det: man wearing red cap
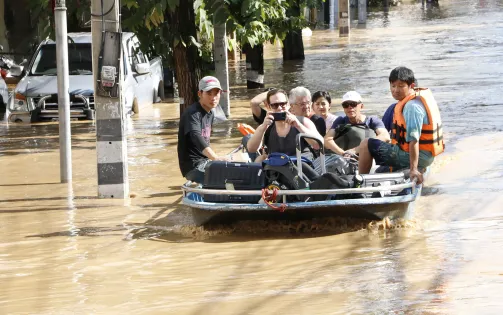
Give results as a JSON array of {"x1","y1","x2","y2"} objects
[{"x1": 177, "y1": 76, "x2": 230, "y2": 183}]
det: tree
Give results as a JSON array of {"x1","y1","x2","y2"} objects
[
  {"x1": 208, "y1": 0, "x2": 291, "y2": 89},
  {"x1": 123, "y1": 0, "x2": 206, "y2": 113},
  {"x1": 282, "y1": 0, "x2": 324, "y2": 61}
]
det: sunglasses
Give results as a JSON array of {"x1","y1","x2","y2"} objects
[
  {"x1": 342, "y1": 101, "x2": 361, "y2": 109},
  {"x1": 269, "y1": 102, "x2": 288, "y2": 109}
]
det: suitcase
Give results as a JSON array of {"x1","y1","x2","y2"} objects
[{"x1": 203, "y1": 161, "x2": 265, "y2": 203}]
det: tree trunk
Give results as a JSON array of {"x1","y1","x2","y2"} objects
[
  {"x1": 282, "y1": 30, "x2": 305, "y2": 61},
  {"x1": 282, "y1": 4, "x2": 305, "y2": 61},
  {"x1": 213, "y1": 21, "x2": 230, "y2": 117},
  {"x1": 167, "y1": 0, "x2": 202, "y2": 114},
  {"x1": 243, "y1": 43, "x2": 264, "y2": 89},
  {"x1": 4, "y1": 0, "x2": 35, "y2": 57},
  {"x1": 0, "y1": 0, "x2": 9, "y2": 51}
]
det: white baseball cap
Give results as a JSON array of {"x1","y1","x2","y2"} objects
[{"x1": 342, "y1": 91, "x2": 363, "y2": 104}]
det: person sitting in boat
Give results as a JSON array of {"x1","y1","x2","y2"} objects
[
  {"x1": 382, "y1": 79, "x2": 419, "y2": 133},
  {"x1": 324, "y1": 91, "x2": 390, "y2": 156},
  {"x1": 246, "y1": 88, "x2": 322, "y2": 163},
  {"x1": 177, "y1": 76, "x2": 231, "y2": 183},
  {"x1": 289, "y1": 86, "x2": 327, "y2": 137},
  {"x1": 312, "y1": 90, "x2": 338, "y2": 134},
  {"x1": 357, "y1": 67, "x2": 445, "y2": 184}
]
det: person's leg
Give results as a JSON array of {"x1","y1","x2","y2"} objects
[
  {"x1": 367, "y1": 139, "x2": 410, "y2": 172},
  {"x1": 185, "y1": 160, "x2": 211, "y2": 183},
  {"x1": 185, "y1": 169, "x2": 205, "y2": 183},
  {"x1": 241, "y1": 134, "x2": 258, "y2": 162},
  {"x1": 358, "y1": 139, "x2": 374, "y2": 174}
]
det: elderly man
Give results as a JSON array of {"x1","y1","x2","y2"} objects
[
  {"x1": 289, "y1": 86, "x2": 327, "y2": 136},
  {"x1": 177, "y1": 76, "x2": 231, "y2": 183},
  {"x1": 324, "y1": 91, "x2": 390, "y2": 156}
]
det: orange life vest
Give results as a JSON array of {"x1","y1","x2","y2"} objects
[
  {"x1": 237, "y1": 123, "x2": 255, "y2": 136},
  {"x1": 390, "y1": 88, "x2": 445, "y2": 157}
]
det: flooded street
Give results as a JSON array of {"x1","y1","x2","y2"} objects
[{"x1": 2, "y1": 0, "x2": 503, "y2": 313}]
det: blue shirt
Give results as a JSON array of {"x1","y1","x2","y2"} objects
[
  {"x1": 403, "y1": 99, "x2": 429, "y2": 142},
  {"x1": 382, "y1": 103, "x2": 396, "y2": 132},
  {"x1": 331, "y1": 115, "x2": 385, "y2": 131}
]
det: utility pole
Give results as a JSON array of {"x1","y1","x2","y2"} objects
[
  {"x1": 339, "y1": 0, "x2": 350, "y2": 37},
  {"x1": 54, "y1": 0, "x2": 72, "y2": 183},
  {"x1": 91, "y1": 0, "x2": 129, "y2": 198},
  {"x1": 358, "y1": 0, "x2": 367, "y2": 24},
  {"x1": 213, "y1": 19, "x2": 230, "y2": 117},
  {"x1": 329, "y1": 0, "x2": 336, "y2": 29}
]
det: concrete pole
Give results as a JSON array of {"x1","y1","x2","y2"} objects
[
  {"x1": 54, "y1": 0, "x2": 72, "y2": 183},
  {"x1": 358, "y1": 0, "x2": 367, "y2": 24},
  {"x1": 334, "y1": 0, "x2": 339, "y2": 27},
  {"x1": 91, "y1": 0, "x2": 129, "y2": 198},
  {"x1": 213, "y1": 20, "x2": 230, "y2": 117},
  {"x1": 329, "y1": 0, "x2": 335, "y2": 29},
  {"x1": 339, "y1": 0, "x2": 350, "y2": 37}
]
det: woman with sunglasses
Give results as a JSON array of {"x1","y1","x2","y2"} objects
[
  {"x1": 324, "y1": 91, "x2": 390, "y2": 157},
  {"x1": 246, "y1": 89, "x2": 322, "y2": 163}
]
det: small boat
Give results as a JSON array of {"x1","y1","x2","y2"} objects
[{"x1": 181, "y1": 133, "x2": 424, "y2": 225}]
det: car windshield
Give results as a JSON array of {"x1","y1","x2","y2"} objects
[{"x1": 30, "y1": 43, "x2": 93, "y2": 76}]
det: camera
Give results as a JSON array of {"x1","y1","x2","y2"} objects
[{"x1": 271, "y1": 112, "x2": 286, "y2": 121}]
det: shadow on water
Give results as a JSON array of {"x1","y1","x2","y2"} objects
[{"x1": 26, "y1": 226, "x2": 128, "y2": 238}]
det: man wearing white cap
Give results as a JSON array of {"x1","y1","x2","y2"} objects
[
  {"x1": 177, "y1": 76, "x2": 230, "y2": 183},
  {"x1": 324, "y1": 91, "x2": 389, "y2": 156}
]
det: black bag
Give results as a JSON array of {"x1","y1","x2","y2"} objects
[
  {"x1": 203, "y1": 161, "x2": 265, "y2": 203},
  {"x1": 309, "y1": 173, "x2": 356, "y2": 201}
]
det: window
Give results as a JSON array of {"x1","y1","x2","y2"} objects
[{"x1": 30, "y1": 43, "x2": 93, "y2": 75}]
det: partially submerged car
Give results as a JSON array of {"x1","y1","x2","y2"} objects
[{"x1": 8, "y1": 32, "x2": 164, "y2": 122}]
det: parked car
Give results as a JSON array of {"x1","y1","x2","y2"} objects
[
  {"x1": 0, "y1": 50, "x2": 11, "y2": 110},
  {"x1": 0, "y1": 71, "x2": 7, "y2": 111},
  {"x1": 8, "y1": 32, "x2": 164, "y2": 123}
]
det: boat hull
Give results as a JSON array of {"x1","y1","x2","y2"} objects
[{"x1": 182, "y1": 184, "x2": 422, "y2": 225}]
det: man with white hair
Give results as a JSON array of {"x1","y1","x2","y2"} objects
[{"x1": 289, "y1": 86, "x2": 327, "y2": 136}]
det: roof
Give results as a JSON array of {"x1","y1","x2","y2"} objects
[{"x1": 42, "y1": 32, "x2": 135, "y2": 45}]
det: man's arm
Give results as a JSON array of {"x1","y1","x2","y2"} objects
[
  {"x1": 202, "y1": 147, "x2": 229, "y2": 161},
  {"x1": 324, "y1": 128, "x2": 346, "y2": 155},
  {"x1": 250, "y1": 91, "x2": 268, "y2": 119},
  {"x1": 188, "y1": 131, "x2": 230, "y2": 161},
  {"x1": 408, "y1": 140, "x2": 423, "y2": 184},
  {"x1": 297, "y1": 116, "x2": 321, "y2": 150},
  {"x1": 403, "y1": 100, "x2": 427, "y2": 184},
  {"x1": 247, "y1": 113, "x2": 274, "y2": 153}
]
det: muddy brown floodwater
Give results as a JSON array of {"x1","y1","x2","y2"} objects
[{"x1": 2, "y1": 0, "x2": 503, "y2": 314}]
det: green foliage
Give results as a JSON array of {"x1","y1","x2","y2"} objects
[
  {"x1": 24, "y1": 0, "x2": 324, "y2": 67},
  {"x1": 27, "y1": 0, "x2": 92, "y2": 42},
  {"x1": 206, "y1": 0, "x2": 292, "y2": 47}
]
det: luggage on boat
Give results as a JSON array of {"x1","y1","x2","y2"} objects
[
  {"x1": 308, "y1": 173, "x2": 355, "y2": 201},
  {"x1": 203, "y1": 161, "x2": 265, "y2": 203}
]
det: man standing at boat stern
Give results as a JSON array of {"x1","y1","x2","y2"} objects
[
  {"x1": 357, "y1": 67, "x2": 445, "y2": 184},
  {"x1": 177, "y1": 76, "x2": 231, "y2": 183}
]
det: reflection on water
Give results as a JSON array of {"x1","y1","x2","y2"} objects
[{"x1": 2, "y1": 0, "x2": 503, "y2": 313}]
